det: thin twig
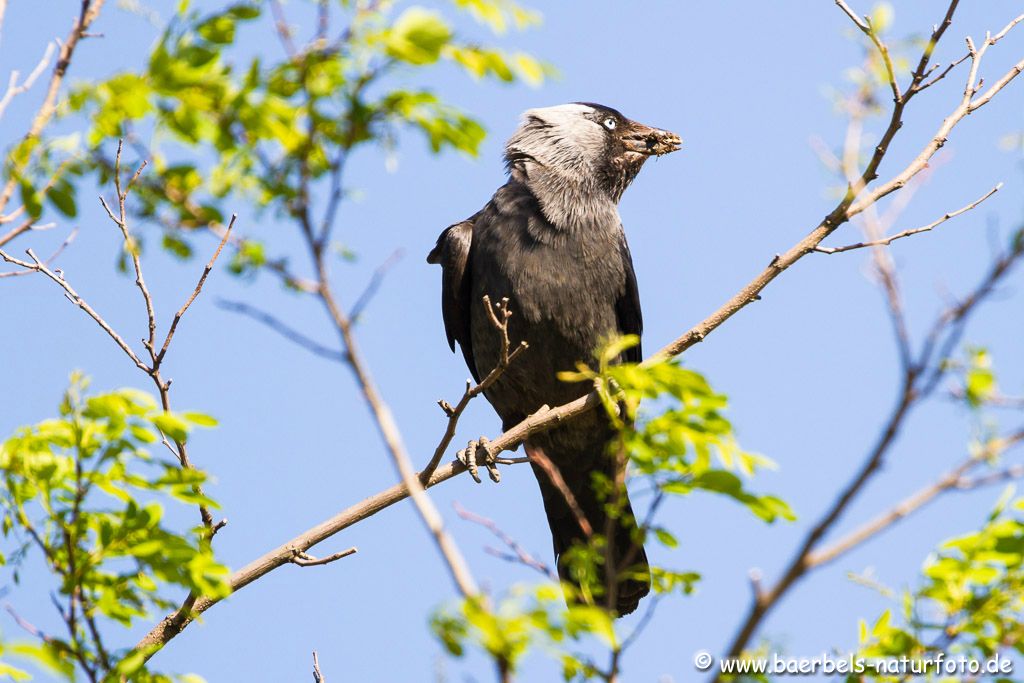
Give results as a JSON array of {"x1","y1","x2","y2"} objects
[
  {"x1": 102, "y1": 141, "x2": 156, "y2": 360},
  {"x1": 291, "y1": 547, "x2": 358, "y2": 567},
  {"x1": 312, "y1": 651, "x2": 326, "y2": 683},
  {"x1": 527, "y1": 446, "x2": 593, "y2": 538},
  {"x1": 0, "y1": 227, "x2": 77, "y2": 278},
  {"x1": 0, "y1": 247, "x2": 150, "y2": 371},
  {"x1": 422, "y1": 295, "x2": 529, "y2": 481},
  {"x1": 454, "y1": 502, "x2": 555, "y2": 580},
  {"x1": 814, "y1": 184, "x2": 1002, "y2": 254},
  {"x1": 0, "y1": 42, "x2": 56, "y2": 120},
  {"x1": 154, "y1": 214, "x2": 236, "y2": 368},
  {"x1": 217, "y1": 299, "x2": 346, "y2": 362},
  {"x1": 349, "y1": 248, "x2": 404, "y2": 322}
]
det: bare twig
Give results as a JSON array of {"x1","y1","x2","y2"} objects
[
  {"x1": 349, "y1": 248, "x2": 404, "y2": 322},
  {"x1": 102, "y1": 142, "x2": 156, "y2": 359},
  {"x1": 0, "y1": 226, "x2": 77, "y2": 278},
  {"x1": 217, "y1": 299, "x2": 346, "y2": 362},
  {"x1": 0, "y1": 218, "x2": 31, "y2": 245},
  {"x1": 312, "y1": 651, "x2": 326, "y2": 683},
  {"x1": 454, "y1": 502, "x2": 555, "y2": 580},
  {"x1": 268, "y1": 0, "x2": 297, "y2": 59},
  {"x1": 4, "y1": 147, "x2": 238, "y2": 544},
  {"x1": 0, "y1": 247, "x2": 150, "y2": 371},
  {"x1": 5, "y1": 604, "x2": 49, "y2": 641},
  {"x1": 0, "y1": 42, "x2": 56, "y2": 120},
  {"x1": 814, "y1": 184, "x2": 1002, "y2": 254},
  {"x1": 835, "y1": 0, "x2": 901, "y2": 103},
  {"x1": 291, "y1": 547, "x2": 358, "y2": 567},
  {"x1": 154, "y1": 214, "x2": 236, "y2": 368},
  {"x1": 718, "y1": 226, "x2": 1024, "y2": 672},
  {"x1": 527, "y1": 446, "x2": 593, "y2": 538},
  {"x1": 713, "y1": 3, "x2": 1024, "y2": 670}
]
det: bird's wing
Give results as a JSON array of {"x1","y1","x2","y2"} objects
[
  {"x1": 616, "y1": 233, "x2": 644, "y2": 363},
  {"x1": 427, "y1": 214, "x2": 481, "y2": 382}
]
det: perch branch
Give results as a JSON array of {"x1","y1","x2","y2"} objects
[{"x1": 422, "y1": 294, "x2": 529, "y2": 481}]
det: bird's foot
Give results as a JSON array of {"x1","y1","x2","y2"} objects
[{"x1": 458, "y1": 437, "x2": 500, "y2": 484}]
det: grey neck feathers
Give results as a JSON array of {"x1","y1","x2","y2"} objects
[
  {"x1": 505, "y1": 113, "x2": 621, "y2": 231},
  {"x1": 510, "y1": 160, "x2": 620, "y2": 231}
]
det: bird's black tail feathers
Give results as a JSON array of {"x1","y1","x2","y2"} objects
[{"x1": 528, "y1": 445, "x2": 651, "y2": 617}]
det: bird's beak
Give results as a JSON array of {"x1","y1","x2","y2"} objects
[{"x1": 622, "y1": 121, "x2": 682, "y2": 156}]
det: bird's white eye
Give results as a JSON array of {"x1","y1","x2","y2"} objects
[{"x1": 603, "y1": 117, "x2": 617, "y2": 130}]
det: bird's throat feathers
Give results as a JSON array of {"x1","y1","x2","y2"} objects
[{"x1": 504, "y1": 104, "x2": 644, "y2": 230}]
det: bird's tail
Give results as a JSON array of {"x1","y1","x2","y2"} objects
[{"x1": 527, "y1": 444, "x2": 651, "y2": 617}]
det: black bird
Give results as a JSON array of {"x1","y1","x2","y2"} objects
[{"x1": 428, "y1": 103, "x2": 681, "y2": 616}]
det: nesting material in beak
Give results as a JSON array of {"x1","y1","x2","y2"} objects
[{"x1": 622, "y1": 122, "x2": 683, "y2": 156}]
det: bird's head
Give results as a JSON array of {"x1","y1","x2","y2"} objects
[{"x1": 505, "y1": 103, "x2": 681, "y2": 204}]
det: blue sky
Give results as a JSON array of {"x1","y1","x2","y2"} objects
[{"x1": 2, "y1": 1, "x2": 1023, "y2": 681}]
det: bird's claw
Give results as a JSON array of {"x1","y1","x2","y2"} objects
[{"x1": 457, "y1": 437, "x2": 500, "y2": 483}]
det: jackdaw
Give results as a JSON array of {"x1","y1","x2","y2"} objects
[{"x1": 428, "y1": 103, "x2": 681, "y2": 616}]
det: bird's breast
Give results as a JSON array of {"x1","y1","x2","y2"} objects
[{"x1": 473, "y1": 223, "x2": 625, "y2": 357}]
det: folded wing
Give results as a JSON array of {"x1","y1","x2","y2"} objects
[{"x1": 427, "y1": 214, "x2": 480, "y2": 382}]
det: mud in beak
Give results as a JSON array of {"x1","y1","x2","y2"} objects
[{"x1": 622, "y1": 122, "x2": 683, "y2": 156}]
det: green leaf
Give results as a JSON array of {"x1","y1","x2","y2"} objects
[
  {"x1": 19, "y1": 181, "x2": 42, "y2": 221},
  {"x1": 183, "y1": 412, "x2": 218, "y2": 428},
  {"x1": 48, "y1": 179, "x2": 78, "y2": 218},
  {"x1": 152, "y1": 413, "x2": 190, "y2": 442},
  {"x1": 653, "y1": 527, "x2": 679, "y2": 549},
  {"x1": 162, "y1": 233, "x2": 195, "y2": 260},
  {"x1": 0, "y1": 661, "x2": 31, "y2": 681},
  {"x1": 227, "y1": 3, "x2": 260, "y2": 20},
  {"x1": 386, "y1": 8, "x2": 453, "y2": 65},
  {"x1": 197, "y1": 14, "x2": 237, "y2": 44},
  {"x1": 869, "y1": 3, "x2": 894, "y2": 33},
  {"x1": 513, "y1": 52, "x2": 545, "y2": 86}
]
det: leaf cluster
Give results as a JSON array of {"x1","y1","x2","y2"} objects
[{"x1": 0, "y1": 375, "x2": 225, "y2": 681}]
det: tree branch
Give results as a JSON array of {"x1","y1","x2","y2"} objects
[
  {"x1": 807, "y1": 427, "x2": 1024, "y2": 568},
  {"x1": 217, "y1": 299, "x2": 346, "y2": 362},
  {"x1": 0, "y1": 41, "x2": 56, "y2": 121},
  {"x1": 0, "y1": 0, "x2": 106, "y2": 217}
]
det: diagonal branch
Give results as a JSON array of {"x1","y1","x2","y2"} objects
[
  {"x1": 806, "y1": 427, "x2": 1024, "y2": 569},
  {"x1": 217, "y1": 299, "x2": 345, "y2": 362},
  {"x1": 154, "y1": 215, "x2": 235, "y2": 369},
  {"x1": 0, "y1": 0, "x2": 106, "y2": 217},
  {"x1": 0, "y1": 247, "x2": 150, "y2": 372},
  {"x1": 0, "y1": 226, "x2": 77, "y2": 278}
]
